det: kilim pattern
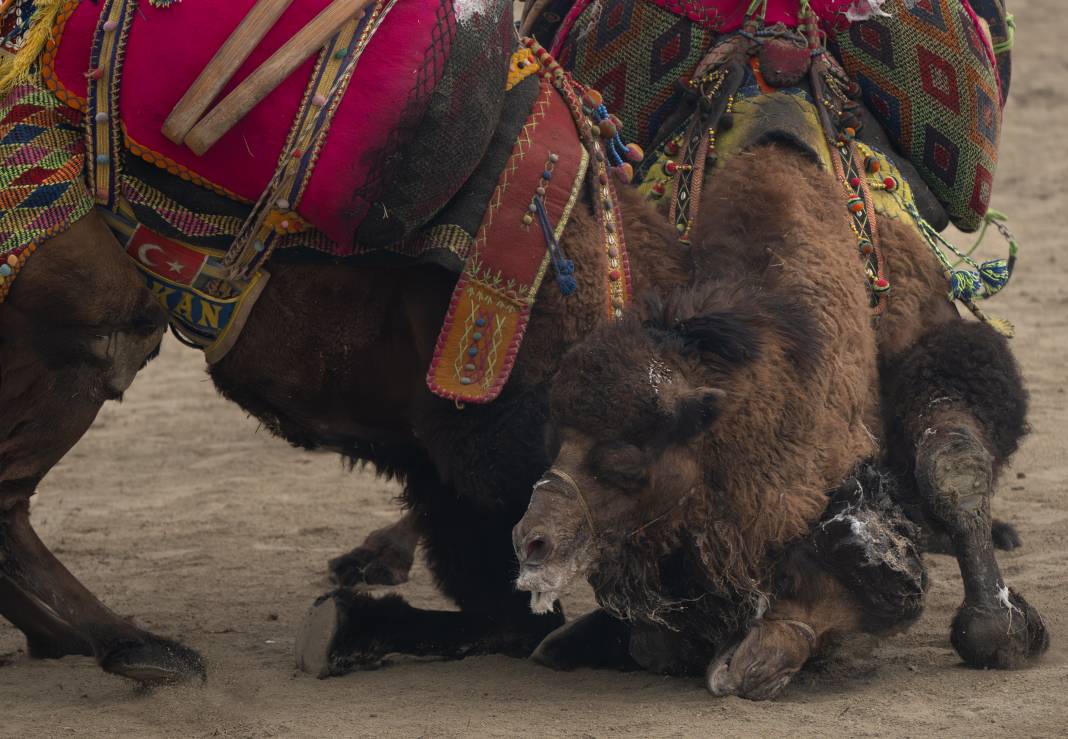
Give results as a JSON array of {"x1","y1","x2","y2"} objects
[
  {"x1": 557, "y1": 0, "x2": 716, "y2": 147},
  {"x1": 0, "y1": 80, "x2": 92, "y2": 302},
  {"x1": 834, "y1": 0, "x2": 1001, "y2": 232}
]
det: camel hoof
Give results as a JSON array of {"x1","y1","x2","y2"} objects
[
  {"x1": 705, "y1": 645, "x2": 739, "y2": 697},
  {"x1": 951, "y1": 588, "x2": 1049, "y2": 669},
  {"x1": 329, "y1": 544, "x2": 412, "y2": 587},
  {"x1": 706, "y1": 647, "x2": 796, "y2": 701},
  {"x1": 296, "y1": 592, "x2": 344, "y2": 678},
  {"x1": 705, "y1": 621, "x2": 810, "y2": 701},
  {"x1": 98, "y1": 635, "x2": 206, "y2": 685}
]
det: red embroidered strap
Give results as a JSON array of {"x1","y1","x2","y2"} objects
[{"x1": 426, "y1": 76, "x2": 588, "y2": 404}]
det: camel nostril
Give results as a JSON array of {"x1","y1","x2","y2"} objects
[{"x1": 524, "y1": 535, "x2": 552, "y2": 565}]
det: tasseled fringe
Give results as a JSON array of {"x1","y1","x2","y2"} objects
[
  {"x1": 0, "y1": 0, "x2": 68, "y2": 93},
  {"x1": 533, "y1": 197, "x2": 577, "y2": 296}
]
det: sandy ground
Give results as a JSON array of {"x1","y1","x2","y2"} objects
[{"x1": 3, "y1": 1, "x2": 1068, "y2": 736}]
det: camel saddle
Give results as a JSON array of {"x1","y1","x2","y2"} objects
[{"x1": 34, "y1": 0, "x2": 513, "y2": 252}]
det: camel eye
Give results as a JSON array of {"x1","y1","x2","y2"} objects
[{"x1": 588, "y1": 441, "x2": 648, "y2": 491}]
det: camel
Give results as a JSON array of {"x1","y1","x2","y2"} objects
[
  {"x1": 511, "y1": 144, "x2": 927, "y2": 699},
  {"x1": 0, "y1": 5, "x2": 1046, "y2": 684}
]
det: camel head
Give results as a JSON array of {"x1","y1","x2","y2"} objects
[{"x1": 512, "y1": 287, "x2": 764, "y2": 615}]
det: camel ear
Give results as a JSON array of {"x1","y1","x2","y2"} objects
[
  {"x1": 671, "y1": 386, "x2": 727, "y2": 440},
  {"x1": 676, "y1": 313, "x2": 761, "y2": 366}
]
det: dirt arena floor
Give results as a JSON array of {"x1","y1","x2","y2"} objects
[{"x1": 3, "y1": 2, "x2": 1067, "y2": 736}]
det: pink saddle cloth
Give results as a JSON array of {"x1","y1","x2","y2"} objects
[
  {"x1": 47, "y1": 0, "x2": 453, "y2": 251},
  {"x1": 552, "y1": 0, "x2": 865, "y2": 49}
]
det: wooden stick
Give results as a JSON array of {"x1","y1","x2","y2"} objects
[
  {"x1": 162, "y1": 0, "x2": 296, "y2": 145},
  {"x1": 184, "y1": 0, "x2": 371, "y2": 156}
]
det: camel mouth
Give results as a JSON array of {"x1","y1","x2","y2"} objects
[
  {"x1": 527, "y1": 590, "x2": 560, "y2": 615},
  {"x1": 515, "y1": 568, "x2": 568, "y2": 614}
]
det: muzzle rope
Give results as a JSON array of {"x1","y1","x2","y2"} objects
[{"x1": 546, "y1": 468, "x2": 597, "y2": 537}]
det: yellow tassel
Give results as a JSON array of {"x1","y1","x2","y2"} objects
[
  {"x1": 0, "y1": 0, "x2": 69, "y2": 93},
  {"x1": 986, "y1": 316, "x2": 1015, "y2": 338},
  {"x1": 962, "y1": 297, "x2": 1015, "y2": 339}
]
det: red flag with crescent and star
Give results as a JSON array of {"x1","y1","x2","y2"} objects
[{"x1": 126, "y1": 226, "x2": 208, "y2": 286}]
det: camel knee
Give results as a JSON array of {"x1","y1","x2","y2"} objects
[
  {"x1": 2, "y1": 215, "x2": 166, "y2": 396},
  {"x1": 882, "y1": 320, "x2": 1028, "y2": 473}
]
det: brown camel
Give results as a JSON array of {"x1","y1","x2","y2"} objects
[
  {"x1": 0, "y1": 17, "x2": 1045, "y2": 684},
  {"x1": 511, "y1": 144, "x2": 928, "y2": 699}
]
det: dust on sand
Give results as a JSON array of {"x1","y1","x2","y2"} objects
[{"x1": 2, "y1": 1, "x2": 1066, "y2": 736}]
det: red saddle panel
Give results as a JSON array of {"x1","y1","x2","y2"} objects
[{"x1": 50, "y1": 0, "x2": 448, "y2": 249}]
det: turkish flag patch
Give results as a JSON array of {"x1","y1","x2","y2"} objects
[{"x1": 126, "y1": 226, "x2": 208, "y2": 286}]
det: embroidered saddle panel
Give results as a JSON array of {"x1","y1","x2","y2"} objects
[
  {"x1": 833, "y1": 0, "x2": 1003, "y2": 232},
  {"x1": 0, "y1": 80, "x2": 93, "y2": 303},
  {"x1": 44, "y1": 0, "x2": 511, "y2": 252},
  {"x1": 554, "y1": 0, "x2": 1004, "y2": 232}
]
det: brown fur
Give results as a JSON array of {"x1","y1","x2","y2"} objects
[
  {"x1": 512, "y1": 145, "x2": 950, "y2": 697},
  {"x1": 539, "y1": 145, "x2": 882, "y2": 605},
  {"x1": 0, "y1": 96, "x2": 1036, "y2": 683}
]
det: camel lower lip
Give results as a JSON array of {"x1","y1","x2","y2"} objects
[{"x1": 528, "y1": 590, "x2": 559, "y2": 614}]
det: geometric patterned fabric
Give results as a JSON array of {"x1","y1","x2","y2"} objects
[
  {"x1": 834, "y1": 0, "x2": 1002, "y2": 232},
  {"x1": 0, "y1": 80, "x2": 92, "y2": 302},
  {"x1": 556, "y1": 0, "x2": 717, "y2": 148}
]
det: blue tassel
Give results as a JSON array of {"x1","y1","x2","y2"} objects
[
  {"x1": 948, "y1": 269, "x2": 982, "y2": 301},
  {"x1": 534, "y1": 198, "x2": 577, "y2": 297},
  {"x1": 557, "y1": 274, "x2": 577, "y2": 296},
  {"x1": 979, "y1": 258, "x2": 1010, "y2": 296}
]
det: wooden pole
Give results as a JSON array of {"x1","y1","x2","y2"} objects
[
  {"x1": 184, "y1": 0, "x2": 372, "y2": 156},
  {"x1": 162, "y1": 0, "x2": 296, "y2": 145}
]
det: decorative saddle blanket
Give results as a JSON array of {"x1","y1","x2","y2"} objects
[
  {"x1": 552, "y1": 0, "x2": 1005, "y2": 232},
  {"x1": 555, "y1": 2, "x2": 1015, "y2": 330},
  {"x1": 0, "y1": 0, "x2": 633, "y2": 401},
  {"x1": 25, "y1": 0, "x2": 512, "y2": 252},
  {"x1": 0, "y1": 80, "x2": 92, "y2": 302}
]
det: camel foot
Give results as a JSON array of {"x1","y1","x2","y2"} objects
[
  {"x1": 706, "y1": 620, "x2": 813, "y2": 701},
  {"x1": 951, "y1": 587, "x2": 1049, "y2": 669},
  {"x1": 329, "y1": 544, "x2": 412, "y2": 587},
  {"x1": 98, "y1": 634, "x2": 206, "y2": 685}
]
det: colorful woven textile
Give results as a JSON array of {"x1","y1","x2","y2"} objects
[
  {"x1": 967, "y1": 0, "x2": 1012, "y2": 96},
  {"x1": 834, "y1": 0, "x2": 1002, "y2": 231},
  {"x1": 551, "y1": 0, "x2": 856, "y2": 48},
  {"x1": 556, "y1": 0, "x2": 718, "y2": 149},
  {"x1": 0, "y1": 80, "x2": 92, "y2": 302},
  {"x1": 42, "y1": 0, "x2": 512, "y2": 252}
]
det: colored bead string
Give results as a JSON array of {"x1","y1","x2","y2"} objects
[
  {"x1": 580, "y1": 90, "x2": 644, "y2": 183},
  {"x1": 0, "y1": 243, "x2": 36, "y2": 303},
  {"x1": 457, "y1": 313, "x2": 490, "y2": 387},
  {"x1": 835, "y1": 133, "x2": 889, "y2": 308},
  {"x1": 525, "y1": 151, "x2": 577, "y2": 296},
  {"x1": 524, "y1": 36, "x2": 631, "y2": 317}
]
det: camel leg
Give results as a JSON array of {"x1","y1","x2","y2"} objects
[
  {"x1": 884, "y1": 321, "x2": 1048, "y2": 668},
  {"x1": 531, "y1": 608, "x2": 639, "y2": 672},
  {"x1": 706, "y1": 569, "x2": 863, "y2": 701},
  {"x1": 297, "y1": 387, "x2": 564, "y2": 676},
  {"x1": 0, "y1": 501, "x2": 203, "y2": 682},
  {"x1": 329, "y1": 509, "x2": 420, "y2": 587},
  {"x1": 296, "y1": 458, "x2": 562, "y2": 676},
  {"x1": 0, "y1": 215, "x2": 203, "y2": 683}
]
